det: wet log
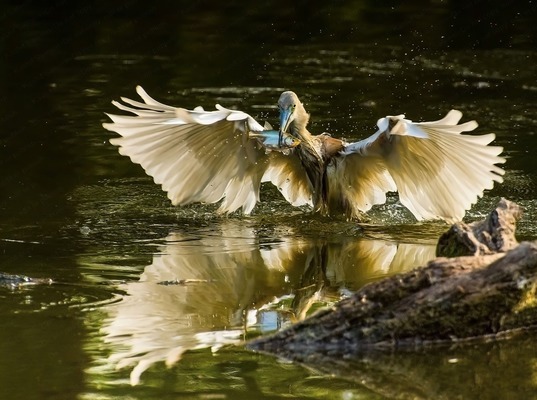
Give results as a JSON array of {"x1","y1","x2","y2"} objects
[
  {"x1": 247, "y1": 199, "x2": 537, "y2": 361},
  {"x1": 436, "y1": 198, "x2": 521, "y2": 257}
]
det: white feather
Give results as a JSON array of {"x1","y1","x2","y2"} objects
[
  {"x1": 326, "y1": 155, "x2": 396, "y2": 215},
  {"x1": 105, "y1": 88, "x2": 267, "y2": 213},
  {"x1": 262, "y1": 153, "x2": 313, "y2": 207},
  {"x1": 343, "y1": 111, "x2": 505, "y2": 222},
  {"x1": 105, "y1": 87, "x2": 309, "y2": 214}
]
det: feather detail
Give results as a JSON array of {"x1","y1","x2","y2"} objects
[
  {"x1": 262, "y1": 153, "x2": 313, "y2": 207},
  {"x1": 105, "y1": 87, "x2": 270, "y2": 213},
  {"x1": 342, "y1": 111, "x2": 505, "y2": 222}
]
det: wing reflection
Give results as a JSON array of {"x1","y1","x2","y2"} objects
[{"x1": 101, "y1": 222, "x2": 436, "y2": 384}]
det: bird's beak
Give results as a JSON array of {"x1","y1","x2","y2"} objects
[{"x1": 278, "y1": 108, "x2": 293, "y2": 146}]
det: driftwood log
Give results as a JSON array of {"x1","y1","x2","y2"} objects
[
  {"x1": 436, "y1": 198, "x2": 521, "y2": 257},
  {"x1": 247, "y1": 199, "x2": 537, "y2": 362}
]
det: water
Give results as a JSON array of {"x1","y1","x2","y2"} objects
[{"x1": 1, "y1": 2, "x2": 536, "y2": 399}]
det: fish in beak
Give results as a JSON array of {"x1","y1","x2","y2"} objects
[{"x1": 250, "y1": 130, "x2": 300, "y2": 151}]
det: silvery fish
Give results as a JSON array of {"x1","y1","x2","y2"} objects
[{"x1": 249, "y1": 130, "x2": 300, "y2": 151}]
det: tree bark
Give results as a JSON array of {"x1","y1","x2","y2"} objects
[
  {"x1": 247, "y1": 199, "x2": 537, "y2": 362},
  {"x1": 436, "y1": 198, "x2": 521, "y2": 257}
]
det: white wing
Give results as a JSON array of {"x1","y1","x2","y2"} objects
[
  {"x1": 104, "y1": 86, "x2": 279, "y2": 214},
  {"x1": 326, "y1": 154, "x2": 397, "y2": 216},
  {"x1": 342, "y1": 110, "x2": 505, "y2": 222},
  {"x1": 262, "y1": 152, "x2": 313, "y2": 207}
]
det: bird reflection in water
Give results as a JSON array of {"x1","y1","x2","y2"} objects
[{"x1": 101, "y1": 223, "x2": 436, "y2": 385}]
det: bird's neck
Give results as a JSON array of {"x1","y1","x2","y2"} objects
[
  {"x1": 290, "y1": 122, "x2": 313, "y2": 142},
  {"x1": 289, "y1": 108, "x2": 310, "y2": 137}
]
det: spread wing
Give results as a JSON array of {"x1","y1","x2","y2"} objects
[
  {"x1": 104, "y1": 86, "x2": 313, "y2": 214},
  {"x1": 341, "y1": 110, "x2": 506, "y2": 222}
]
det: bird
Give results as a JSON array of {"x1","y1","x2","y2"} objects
[{"x1": 103, "y1": 86, "x2": 505, "y2": 223}]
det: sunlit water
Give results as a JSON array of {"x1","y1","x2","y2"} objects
[{"x1": 1, "y1": 3, "x2": 536, "y2": 399}]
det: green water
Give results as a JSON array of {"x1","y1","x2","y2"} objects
[{"x1": 1, "y1": 2, "x2": 536, "y2": 399}]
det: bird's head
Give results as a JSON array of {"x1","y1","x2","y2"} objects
[{"x1": 278, "y1": 91, "x2": 310, "y2": 139}]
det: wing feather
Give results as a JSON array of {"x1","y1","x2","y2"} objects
[
  {"x1": 262, "y1": 153, "x2": 313, "y2": 207},
  {"x1": 135, "y1": 86, "x2": 176, "y2": 110},
  {"x1": 342, "y1": 110, "x2": 505, "y2": 222},
  {"x1": 326, "y1": 155, "x2": 396, "y2": 216},
  {"x1": 105, "y1": 87, "x2": 313, "y2": 214},
  {"x1": 104, "y1": 87, "x2": 270, "y2": 213}
]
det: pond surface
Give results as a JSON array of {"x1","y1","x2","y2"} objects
[{"x1": 1, "y1": 2, "x2": 536, "y2": 399}]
